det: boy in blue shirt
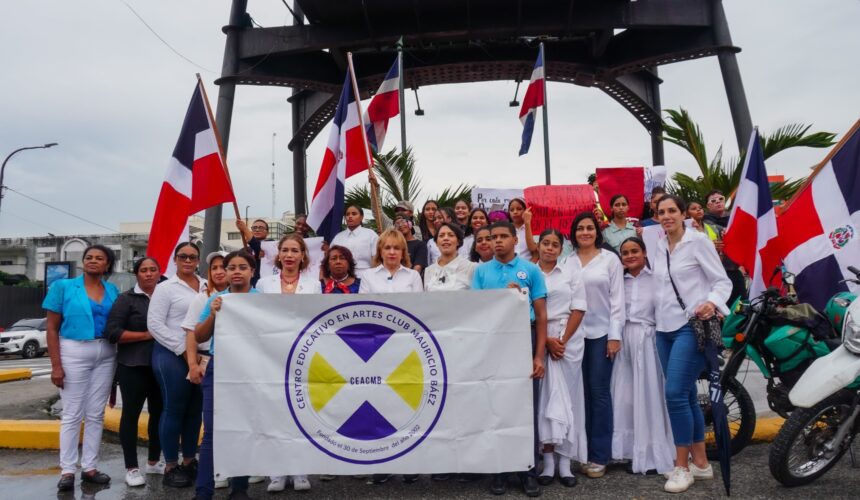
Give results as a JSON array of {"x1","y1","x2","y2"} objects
[{"x1": 472, "y1": 221, "x2": 547, "y2": 497}]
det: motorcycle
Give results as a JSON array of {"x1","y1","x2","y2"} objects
[
  {"x1": 768, "y1": 266, "x2": 860, "y2": 487},
  {"x1": 699, "y1": 269, "x2": 850, "y2": 460}
]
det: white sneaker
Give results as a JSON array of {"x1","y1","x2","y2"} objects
[
  {"x1": 292, "y1": 475, "x2": 311, "y2": 491},
  {"x1": 248, "y1": 475, "x2": 265, "y2": 484},
  {"x1": 125, "y1": 468, "x2": 145, "y2": 487},
  {"x1": 144, "y1": 461, "x2": 165, "y2": 475},
  {"x1": 268, "y1": 476, "x2": 288, "y2": 492},
  {"x1": 664, "y1": 467, "x2": 694, "y2": 493},
  {"x1": 689, "y1": 462, "x2": 714, "y2": 480},
  {"x1": 214, "y1": 478, "x2": 229, "y2": 489}
]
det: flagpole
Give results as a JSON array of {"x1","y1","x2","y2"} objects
[
  {"x1": 346, "y1": 53, "x2": 385, "y2": 234},
  {"x1": 397, "y1": 37, "x2": 407, "y2": 155},
  {"x1": 196, "y1": 73, "x2": 248, "y2": 249},
  {"x1": 540, "y1": 42, "x2": 551, "y2": 185}
]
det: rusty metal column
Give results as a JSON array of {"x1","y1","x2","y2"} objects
[
  {"x1": 291, "y1": 4, "x2": 308, "y2": 216},
  {"x1": 648, "y1": 67, "x2": 665, "y2": 166},
  {"x1": 713, "y1": 0, "x2": 753, "y2": 152},
  {"x1": 202, "y1": 0, "x2": 247, "y2": 264}
]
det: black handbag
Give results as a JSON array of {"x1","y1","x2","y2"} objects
[{"x1": 666, "y1": 249, "x2": 724, "y2": 352}]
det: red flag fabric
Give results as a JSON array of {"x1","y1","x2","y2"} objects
[
  {"x1": 147, "y1": 82, "x2": 236, "y2": 273},
  {"x1": 595, "y1": 167, "x2": 645, "y2": 220}
]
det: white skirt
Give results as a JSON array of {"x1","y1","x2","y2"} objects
[
  {"x1": 538, "y1": 319, "x2": 588, "y2": 463},
  {"x1": 610, "y1": 322, "x2": 675, "y2": 474}
]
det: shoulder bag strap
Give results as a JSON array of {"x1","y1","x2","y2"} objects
[{"x1": 666, "y1": 249, "x2": 687, "y2": 311}]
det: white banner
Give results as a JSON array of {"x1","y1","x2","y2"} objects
[
  {"x1": 471, "y1": 188, "x2": 524, "y2": 211},
  {"x1": 644, "y1": 165, "x2": 668, "y2": 201},
  {"x1": 214, "y1": 290, "x2": 534, "y2": 476}
]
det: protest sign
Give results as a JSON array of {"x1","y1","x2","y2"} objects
[
  {"x1": 259, "y1": 240, "x2": 279, "y2": 278},
  {"x1": 644, "y1": 165, "x2": 667, "y2": 201},
  {"x1": 214, "y1": 290, "x2": 534, "y2": 476},
  {"x1": 471, "y1": 188, "x2": 524, "y2": 211},
  {"x1": 596, "y1": 167, "x2": 646, "y2": 219},
  {"x1": 524, "y1": 184, "x2": 595, "y2": 238}
]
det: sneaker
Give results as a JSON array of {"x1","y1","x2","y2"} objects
[
  {"x1": 248, "y1": 475, "x2": 265, "y2": 484},
  {"x1": 370, "y1": 474, "x2": 391, "y2": 484},
  {"x1": 664, "y1": 467, "x2": 694, "y2": 493},
  {"x1": 319, "y1": 474, "x2": 336, "y2": 481},
  {"x1": 292, "y1": 475, "x2": 311, "y2": 491},
  {"x1": 125, "y1": 468, "x2": 145, "y2": 487},
  {"x1": 182, "y1": 459, "x2": 198, "y2": 481},
  {"x1": 145, "y1": 461, "x2": 166, "y2": 475},
  {"x1": 215, "y1": 478, "x2": 229, "y2": 489},
  {"x1": 267, "y1": 476, "x2": 288, "y2": 492},
  {"x1": 689, "y1": 462, "x2": 714, "y2": 480},
  {"x1": 585, "y1": 463, "x2": 606, "y2": 479},
  {"x1": 57, "y1": 474, "x2": 74, "y2": 492},
  {"x1": 162, "y1": 466, "x2": 191, "y2": 488}
]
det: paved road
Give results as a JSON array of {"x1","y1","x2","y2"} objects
[
  {"x1": 2, "y1": 442, "x2": 860, "y2": 500},
  {"x1": 0, "y1": 354, "x2": 52, "y2": 379}
]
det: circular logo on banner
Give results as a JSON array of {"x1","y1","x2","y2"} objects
[{"x1": 285, "y1": 301, "x2": 447, "y2": 464}]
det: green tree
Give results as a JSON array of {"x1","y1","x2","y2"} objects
[
  {"x1": 344, "y1": 147, "x2": 472, "y2": 222},
  {"x1": 662, "y1": 108, "x2": 836, "y2": 203}
]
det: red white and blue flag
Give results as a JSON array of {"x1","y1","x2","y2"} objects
[
  {"x1": 773, "y1": 122, "x2": 860, "y2": 310},
  {"x1": 308, "y1": 71, "x2": 371, "y2": 242},
  {"x1": 518, "y1": 45, "x2": 545, "y2": 156},
  {"x1": 363, "y1": 57, "x2": 400, "y2": 154},
  {"x1": 723, "y1": 129, "x2": 779, "y2": 301},
  {"x1": 147, "y1": 81, "x2": 235, "y2": 274}
]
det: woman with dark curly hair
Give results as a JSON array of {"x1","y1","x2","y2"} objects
[{"x1": 320, "y1": 245, "x2": 361, "y2": 294}]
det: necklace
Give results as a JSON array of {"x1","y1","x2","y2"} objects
[{"x1": 281, "y1": 274, "x2": 299, "y2": 285}]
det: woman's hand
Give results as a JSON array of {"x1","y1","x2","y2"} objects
[
  {"x1": 523, "y1": 207, "x2": 533, "y2": 225},
  {"x1": 635, "y1": 226, "x2": 643, "y2": 237},
  {"x1": 531, "y1": 356, "x2": 545, "y2": 379},
  {"x1": 211, "y1": 296, "x2": 223, "y2": 315},
  {"x1": 51, "y1": 365, "x2": 65, "y2": 389},
  {"x1": 695, "y1": 301, "x2": 717, "y2": 320},
  {"x1": 606, "y1": 340, "x2": 621, "y2": 359},
  {"x1": 188, "y1": 364, "x2": 205, "y2": 385},
  {"x1": 546, "y1": 338, "x2": 565, "y2": 360}
]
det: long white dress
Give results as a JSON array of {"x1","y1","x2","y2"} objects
[
  {"x1": 537, "y1": 263, "x2": 588, "y2": 463},
  {"x1": 610, "y1": 267, "x2": 675, "y2": 473}
]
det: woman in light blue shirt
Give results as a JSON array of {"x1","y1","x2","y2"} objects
[{"x1": 43, "y1": 244, "x2": 119, "y2": 492}]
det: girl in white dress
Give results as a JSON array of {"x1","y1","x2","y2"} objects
[
  {"x1": 611, "y1": 237, "x2": 675, "y2": 475},
  {"x1": 535, "y1": 229, "x2": 587, "y2": 488}
]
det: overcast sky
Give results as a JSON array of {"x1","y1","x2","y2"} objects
[{"x1": 1, "y1": 0, "x2": 858, "y2": 238}]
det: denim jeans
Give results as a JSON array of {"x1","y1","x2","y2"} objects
[
  {"x1": 196, "y1": 358, "x2": 248, "y2": 499},
  {"x1": 582, "y1": 336, "x2": 613, "y2": 465},
  {"x1": 656, "y1": 325, "x2": 706, "y2": 447},
  {"x1": 152, "y1": 342, "x2": 202, "y2": 463}
]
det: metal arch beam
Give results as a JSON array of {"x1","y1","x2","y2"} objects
[{"x1": 287, "y1": 91, "x2": 336, "y2": 151}]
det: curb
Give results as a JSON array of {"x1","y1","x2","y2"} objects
[
  {"x1": 0, "y1": 368, "x2": 32, "y2": 383},
  {"x1": 751, "y1": 416, "x2": 785, "y2": 443}
]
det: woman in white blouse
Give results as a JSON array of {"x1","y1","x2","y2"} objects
[
  {"x1": 425, "y1": 223, "x2": 476, "y2": 291},
  {"x1": 652, "y1": 195, "x2": 731, "y2": 493},
  {"x1": 255, "y1": 234, "x2": 318, "y2": 493},
  {"x1": 331, "y1": 205, "x2": 379, "y2": 276},
  {"x1": 509, "y1": 198, "x2": 538, "y2": 262},
  {"x1": 610, "y1": 237, "x2": 674, "y2": 476},
  {"x1": 535, "y1": 229, "x2": 587, "y2": 488},
  {"x1": 359, "y1": 229, "x2": 424, "y2": 293},
  {"x1": 563, "y1": 212, "x2": 625, "y2": 479}
]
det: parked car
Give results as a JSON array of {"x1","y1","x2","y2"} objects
[{"x1": 0, "y1": 318, "x2": 48, "y2": 359}]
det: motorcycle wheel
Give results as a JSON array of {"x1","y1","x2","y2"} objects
[
  {"x1": 769, "y1": 390, "x2": 855, "y2": 487},
  {"x1": 698, "y1": 376, "x2": 756, "y2": 460}
]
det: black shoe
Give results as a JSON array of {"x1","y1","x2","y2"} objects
[
  {"x1": 537, "y1": 474, "x2": 554, "y2": 486},
  {"x1": 457, "y1": 473, "x2": 481, "y2": 482},
  {"x1": 402, "y1": 474, "x2": 419, "y2": 483},
  {"x1": 559, "y1": 475, "x2": 578, "y2": 487},
  {"x1": 431, "y1": 473, "x2": 450, "y2": 481},
  {"x1": 521, "y1": 475, "x2": 541, "y2": 497},
  {"x1": 182, "y1": 458, "x2": 199, "y2": 480},
  {"x1": 490, "y1": 474, "x2": 507, "y2": 495},
  {"x1": 80, "y1": 470, "x2": 111, "y2": 484},
  {"x1": 371, "y1": 474, "x2": 391, "y2": 484},
  {"x1": 57, "y1": 474, "x2": 75, "y2": 491},
  {"x1": 163, "y1": 466, "x2": 192, "y2": 488},
  {"x1": 227, "y1": 491, "x2": 252, "y2": 500}
]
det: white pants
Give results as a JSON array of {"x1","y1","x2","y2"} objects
[{"x1": 59, "y1": 338, "x2": 116, "y2": 475}]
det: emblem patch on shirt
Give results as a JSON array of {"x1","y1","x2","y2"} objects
[{"x1": 516, "y1": 271, "x2": 528, "y2": 280}]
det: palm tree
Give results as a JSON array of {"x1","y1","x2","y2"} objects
[
  {"x1": 344, "y1": 147, "x2": 472, "y2": 222},
  {"x1": 662, "y1": 108, "x2": 836, "y2": 203}
]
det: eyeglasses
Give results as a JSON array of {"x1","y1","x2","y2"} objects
[
  {"x1": 176, "y1": 254, "x2": 199, "y2": 261},
  {"x1": 708, "y1": 197, "x2": 725, "y2": 204},
  {"x1": 251, "y1": 226, "x2": 267, "y2": 231},
  {"x1": 226, "y1": 265, "x2": 250, "y2": 272}
]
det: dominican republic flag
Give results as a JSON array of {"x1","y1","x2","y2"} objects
[
  {"x1": 518, "y1": 45, "x2": 545, "y2": 156},
  {"x1": 146, "y1": 81, "x2": 236, "y2": 274},
  {"x1": 723, "y1": 129, "x2": 778, "y2": 301},
  {"x1": 774, "y1": 121, "x2": 860, "y2": 310},
  {"x1": 308, "y1": 71, "x2": 369, "y2": 242},
  {"x1": 363, "y1": 57, "x2": 399, "y2": 155}
]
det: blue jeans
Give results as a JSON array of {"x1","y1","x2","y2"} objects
[
  {"x1": 656, "y1": 325, "x2": 706, "y2": 447},
  {"x1": 152, "y1": 342, "x2": 203, "y2": 463},
  {"x1": 583, "y1": 336, "x2": 613, "y2": 465},
  {"x1": 196, "y1": 358, "x2": 248, "y2": 499}
]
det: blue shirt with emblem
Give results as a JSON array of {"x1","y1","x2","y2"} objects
[
  {"x1": 198, "y1": 288, "x2": 259, "y2": 355},
  {"x1": 471, "y1": 255, "x2": 547, "y2": 322},
  {"x1": 42, "y1": 276, "x2": 119, "y2": 340}
]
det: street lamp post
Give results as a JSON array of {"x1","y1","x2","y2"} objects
[{"x1": 0, "y1": 143, "x2": 58, "y2": 215}]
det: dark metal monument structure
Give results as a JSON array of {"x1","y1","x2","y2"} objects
[{"x1": 202, "y1": 0, "x2": 753, "y2": 258}]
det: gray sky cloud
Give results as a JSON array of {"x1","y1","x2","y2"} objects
[{"x1": 1, "y1": 0, "x2": 858, "y2": 238}]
